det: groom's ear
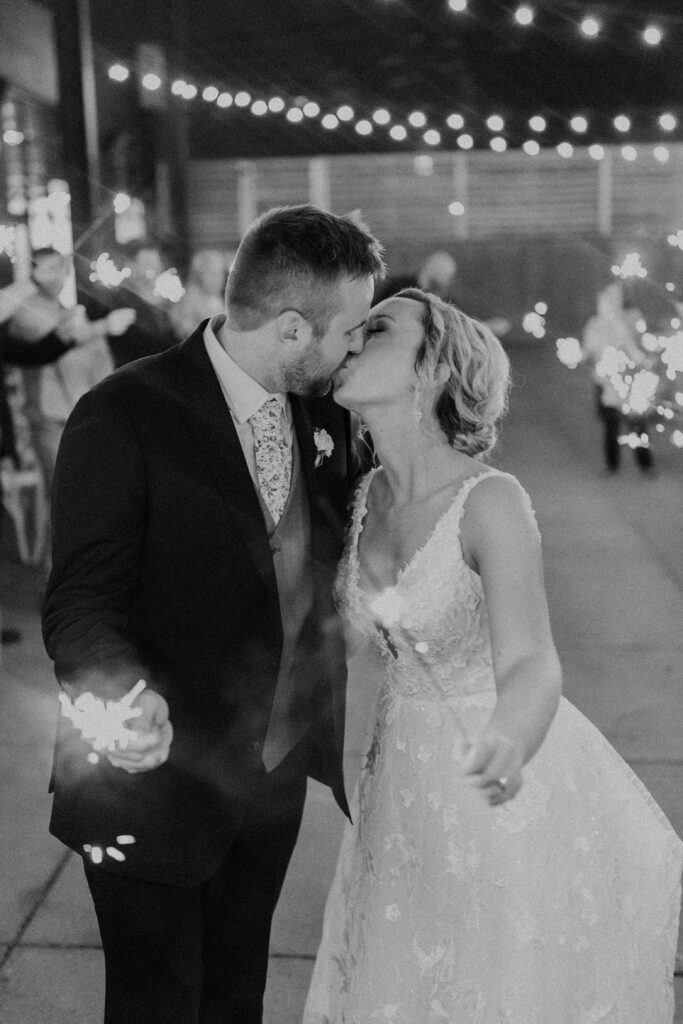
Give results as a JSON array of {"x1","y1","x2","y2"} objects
[{"x1": 276, "y1": 309, "x2": 313, "y2": 350}]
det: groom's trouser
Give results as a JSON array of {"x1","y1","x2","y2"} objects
[{"x1": 84, "y1": 747, "x2": 308, "y2": 1024}]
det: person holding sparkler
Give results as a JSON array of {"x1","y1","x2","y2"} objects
[
  {"x1": 303, "y1": 288, "x2": 682, "y2": 1024},
  {"x1": 43, "y1": 204, "x2": 385, "y2": 1024}
]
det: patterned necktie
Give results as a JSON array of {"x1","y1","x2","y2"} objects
[{"x1": 249, "y1": 396, "x2": 292, "y2": 524}]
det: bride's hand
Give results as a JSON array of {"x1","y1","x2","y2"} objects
[{"x1": 462, "y1": 729, "x2": 524, "y2": 805}]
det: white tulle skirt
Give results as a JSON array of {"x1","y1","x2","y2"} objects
[{"x1": 303, "y1": 690, "x2": 683, "y2": 1024}]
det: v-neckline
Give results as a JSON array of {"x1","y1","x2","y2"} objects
[{"x1": 351, "y1": 466, "x2": 499, "y2": 598}]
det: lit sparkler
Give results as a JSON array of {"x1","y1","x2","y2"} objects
[
  {"x1": 555, "y1": 336, "x2": 582, "y2": 368},
  {"x1": 59, "y1": 679, "x2": 147, "y2": 753},
  {"x1": 153, "y1": 268, "x2": 185, "y2": 303},
  {"x1": 368, "y1": 588, "x2": 401, "y2": 658},
  {"x1": 84, "y1": 834, "x2": 136, "y2": 865},
  {"x1": 89, "y1": 252, "x2": 132, "y2": 288},
  {"x1": 611, "y1": 252, "x2": 647, "y2": 279}
]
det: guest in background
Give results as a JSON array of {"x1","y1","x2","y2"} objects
[
  {"x1": 84, "y1": 243, "x2": 176, "y2": 368},
  {"x1": 170, "y1": 248, "x2": 234, "y2": 340},
  {"x1": 0, "y1": 278, "x2": 102, "y2": 644},
  {"x1": 582, "y1": 282, "x2": 654, "y2": 475},
  {"x1": 9, "y1": 249, "x2": 135, "y2": 500},
  {"x1": 376, "y1": 250, "x2": 510, "y2": 337}
]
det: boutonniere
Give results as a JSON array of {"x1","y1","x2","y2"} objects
[{"x1": 313, "y1": 427, "x2": 334, "y2": 468}]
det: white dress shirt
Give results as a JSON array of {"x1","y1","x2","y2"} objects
[{"x1": 203, "y1": 316, "x2": 293, "y2": 486}]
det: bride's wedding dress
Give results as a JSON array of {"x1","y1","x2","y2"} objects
[{"x1": 303, "y1": 468, "x2": 683, "y2": 1024}]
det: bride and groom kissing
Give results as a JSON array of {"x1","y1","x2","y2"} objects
[{"x1": 43, "y1": 205, "x2": 682, "y2": 1024}]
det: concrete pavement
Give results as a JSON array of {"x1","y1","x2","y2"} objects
[{"x1": 0, "y1": 337, "x2": 681, "y2": 1022}]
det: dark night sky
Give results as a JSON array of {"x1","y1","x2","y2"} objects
[{"x1": 86, "y1": 0, "x2": 683, "y2": 157}]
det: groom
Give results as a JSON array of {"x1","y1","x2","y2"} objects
[{"x1": 42, "y1": 205, "x2": 385, "y2": 1023}]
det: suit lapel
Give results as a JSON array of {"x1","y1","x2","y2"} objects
[{"x1": 168, "y1": 325, "x2": 278, "y2": 604}]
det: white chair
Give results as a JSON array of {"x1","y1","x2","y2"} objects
[{"x1": 1, "y1": 460, "x2": 48, "y2": 566}]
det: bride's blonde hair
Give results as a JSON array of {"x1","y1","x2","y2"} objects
[{"x1": 396, "y1": 287, "x2": 510, "y2": 458}]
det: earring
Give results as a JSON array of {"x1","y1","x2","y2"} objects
[{"x1": 412, "y1": 384, "x2": 424, "y2": 424}]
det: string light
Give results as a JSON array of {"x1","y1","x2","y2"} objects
[
  {"x1": 448, "y1": 0, "x2": 468, "y2": 11},
  {"x1": 447, "y1": 113, "x2": 465, "y2": 130},
  {"x1": 621, "y1": 145, "x2": 637, "y2": 162},
  {"x1": 514, "y1": 5, "x2": 534, "y2": 26},
  {"x1": 490, "y1": 136, "x2": 507, "y2": 152},
  {"x1": 523, "y1": 139, "x2": 540, "y2": 155},
  {"x1": 104, "y1": 48, "x2": 683, "y2": 157},
  {"x1": 3, "y1": 130, "x2": 24, "y2": 146},
  {"x1": 570, "y1": 115, "x2": 588, "y2": 133},
  {"x1": 580, "y1": 17, "x2": 601, "y2": 38},
  {"x1": 642, "y1": 25, "x2": 663, "y2": 46},
  {"x1": 588, "y1": 144, "x2": 605, "y2": 160},
  {"x1": 141, "y1": 73, "x2": 161, "y2": 91},
  {"x1": 449, "y1": 201, "x2": 465, "y2": 216},
  {"x1": 108, "y1": 64, "x2": 129, "y2": 82}
]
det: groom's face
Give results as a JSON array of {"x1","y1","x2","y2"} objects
[{"x1": 282, "y1": 275, "x2": 374, "y2": 397}]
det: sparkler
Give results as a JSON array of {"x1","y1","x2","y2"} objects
[
  {"x1": 556, "y1": 336, "x2": 582, "y2": 369},
  {"x1": 368, "y1": 588, "x2": 401, "y2": 658},
  {"x1": 58, "y1": 679, "x2": 147, "y2": 753},
  {"x1": 153, "y1": 268, "x2": 185, "y2": 303},
  {"x1": 84, "y1": 834, "x2": 136, "y2": 865}
]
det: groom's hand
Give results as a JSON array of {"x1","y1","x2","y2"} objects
[{"x1": 107, "y1": 689, "x2": 173, "y2": 774}]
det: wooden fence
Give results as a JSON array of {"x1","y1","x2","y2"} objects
[{"x1": 186, "y1": 145, "x2": 683, "y2": 332}]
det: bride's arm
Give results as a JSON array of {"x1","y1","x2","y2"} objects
[{"x1": 459, "y1": 474, "x2": 562, "y2": 802}]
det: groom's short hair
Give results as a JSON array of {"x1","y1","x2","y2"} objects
[{"x1": 226, "y1": 205, "x2": 385, "y2": 335}]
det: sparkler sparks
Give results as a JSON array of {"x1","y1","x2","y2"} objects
[
  {"x1": 556, "y1": 336, "x2": 582, "y2": 369},
  {"x1": 59, "y1": 679, "x2": 147, "y2": 753},
  {"x1": 84, "y1": 835, "x2": 136, "y2": 864}
]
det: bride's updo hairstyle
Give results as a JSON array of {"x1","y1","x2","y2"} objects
[{"x1": 396, "y1": 287, "x2": 510, "y2": 458}]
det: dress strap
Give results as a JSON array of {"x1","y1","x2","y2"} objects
[{"x1": 452, "y1": 468, "x2": 541, "y2": 539}]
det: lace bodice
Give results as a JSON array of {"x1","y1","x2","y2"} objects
[{"x1": 335, "y1": 467, "x2": 526, "y2": 703}]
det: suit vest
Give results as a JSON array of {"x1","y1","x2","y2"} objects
[{"x1": 256, "y1": 434, "x2": 316, "y2": 770}]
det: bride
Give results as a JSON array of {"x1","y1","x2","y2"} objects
[{"x1": 303, "y1": 288, "x2": 682, "y2": 1023}]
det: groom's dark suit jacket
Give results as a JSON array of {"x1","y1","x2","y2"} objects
[{"x1": 42, "y1": 322, "x2": 352, "y2": 886}]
